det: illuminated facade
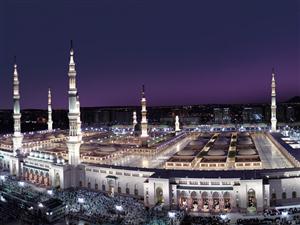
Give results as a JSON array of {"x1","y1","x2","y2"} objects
[{"x1": 0, "y1": 46, "x2": 299, "y2": 214}]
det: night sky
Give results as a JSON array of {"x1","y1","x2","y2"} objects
[{"x1": 1, "y1": 0, "x2": 299, "y2": 109}]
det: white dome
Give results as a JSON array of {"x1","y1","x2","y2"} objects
[
  {"x1": 177, "y1": 150, "x2": 195, "y2": 156},
  {"x1": 100, "y1": 146, "x2": 116, "y2": 152},
  {"x1": 189, "y1": 140, "x2": 205, "y2": 146},
  {"x1": 238, "y1": 149, "x2": 256, "y2": 155},
  {"x1": 207, "y1": 150, "x2": 225, "y2": 156}
]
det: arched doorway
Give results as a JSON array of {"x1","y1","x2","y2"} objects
[
  {"x1": 54, "y1": 172, "x2": 60, "y2": 188},
  {"x1": 34, "y1": 170, "x2": 39, "y2": 183},
  {"x1": 202, "y1": 192, "x2": 209, "y2": 212},
  {"x1": 155, "y1": 187, "x2": 164, "y2": 204},
  {"x1": 108, "y1": 180, "x2": 115, "y2": 197},
  {"x1": 45, "y1": 173, "x2": 50, "y2": 186},
  {"x1": 179, "y1": 191, "x2": 187, "y2": 208},
  {"x1": 212, "y1": 192, "x2": 220, "y2": 212},
  {"x1": 39, "y1": 172, "x2": 44, "y2": 185},
  {"x1": 24, "y1": 168, "x2": 29, "y2": 181},
  {"x1": 247, "y1": 189, "x2": 257, "y2": 212},
  {"x1": 191, "y1": 191, "x2": 198, "y2": 211},
  {"x1": 223, "y1": 192, "x2": 231, "y2": 211},
  {"x1": 29, "y1": 169, "x2": 34, "y2": 181}
]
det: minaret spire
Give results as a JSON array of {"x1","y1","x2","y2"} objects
[
  {"x1": 47, "y1": 88, "x2": 53, "y2": 131},
  {"x1": 12, "y1": 56, "x2": 23, "y2": 153},
  {"x1": 175, "y1": 115, "x2": 180, "y2": 132},
  {"x1": 140, "y1": 84, "x2": 148, "y2": 138},
  {"x1": 133, "y1": 111, "x2": 137, "y2": 129},
  {"x1": 66, "y1": 40, "x2": 82, "y2": 167},
  {"x1": 271, "y1": 68, "x2": 277, "y2": 132}
]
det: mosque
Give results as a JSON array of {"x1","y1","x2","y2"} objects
[{"x1": 1, "y1": 42, "x2": 300, "y2": 214}]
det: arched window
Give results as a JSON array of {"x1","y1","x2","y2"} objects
[
  {"x1": 118, "y1": 187, "x2": 121, "y2": 194},
  {"x1": 126, "y1": 187, "x2": 130, "y2": 194},
  {"x1": 87, "y1": 182, "x2": 91, "y2": 189},
  {"x1": 95, "y1": 183, "x2": 98, "y2": 190},
  {"x1": 282, "y1": 192, "x2": 287, "y2": 199},
  {"x1": 134, "y1": 188, "x2": 138, "y2": 196},
  {"x1": 271, "y1": 193, "x2": 276, "y2": 200},
  {"x1": 102, "y1": 184, "x2": 106, "y2": 191},
  {"x1": 292, "y1": 191, "x2": 297, "y2": 199}
]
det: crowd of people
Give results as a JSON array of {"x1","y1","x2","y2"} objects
[
  {"x1": 3, "y1": 175, "x2": 300, "y2": 225},
  {"x1": 182, "y1": 215, "x2": 230, "y2": 225},
  {"x1": 54, "y1": 188, "x2": 148, "y2": 224},
  {"x1": 0, "y1": 175, "x2": 184, "y2": 225}
]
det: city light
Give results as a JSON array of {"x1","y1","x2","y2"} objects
[
  {"x1": 115, "y1": 205, "x2": 123, "y2": 211},
  {"x1": 78, "y1": 197, "x2": 85, "y2": 204}
]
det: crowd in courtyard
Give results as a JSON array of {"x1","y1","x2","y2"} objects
[{"x1": 3, "y1": 175, "x2": 300, "y2": 225}]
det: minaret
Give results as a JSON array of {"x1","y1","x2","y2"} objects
[
  {"x1": 140, "y1": 85, "x2": 148, "y2": 138},
  {"x1": 47, "y1": 88, "x2": 53, "y2": 131},
  {"x1": 12, "y1": 57, "x2": 23, "y2": 154},
  {"x1": 66, "y1": 41, "x2": 82, "y2": 166},
  {"x1": 271, "y1": 68, "x2": 277, "y2": 132},
  {"x1": 175, "y1": 115, "x2": 180, "y2": 132},
  {"x1": 133, "y1": 111, "x2": 137, "y2": 129}
]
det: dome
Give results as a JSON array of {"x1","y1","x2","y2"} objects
[
  {"x1": 238, "y1": 138, "x2": 252, "y2": 145},
  {"x1": 177, "y1": 150, "x2": 195, "y2": 156},
  {"x1": 49, "y1": 154, "x2": 54, "y2": 160},
  {"x1": 207, "y1": 150, "x2": 225, "y2": 156},
  {"x1": 100, "y1": 146, "x2": 116, "y2": 152},
  {"x1": 238, "y1": 149, "x2": 256, "y2": 155},
  {"x1": 33, "y1": 133, "x2": 43, "y2": 139},
  {"x1": 46, "y1": 134, "x2": 56, "y2": 139},
  {"x1": 215, "y1": 139, "x2": 229, "y2": 145},
  {"x1": 34, "y1": 151, "x2": 39, "y2": 158},
  {"x1": 57, "y1": 134, "x2": 65, "y2": 138},
  {"x1": 189, "y1": 140, "x2": 205, "y2": 146}
]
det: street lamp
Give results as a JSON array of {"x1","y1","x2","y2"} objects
[
  {"x1": 220, "y1": 214, "x2": 227, "y2": 221},
  {"x1": 0, "y1": 175, "x2": 5, "y2": 185},
  {"x1": 282, "y1": 211, "x2": 288, "y2": 217},
  {"x1": 77, "y1": 197, "x2": 85, "y2": 204},
  {"x1": 115, "y1": 205, "x2": 123, "y2": 211},
  {"x1": 78, "y1": 197, "x2": 85, "y2": 212},
  {"x1": 115, "y1": 205, "x2": 123, "y2": 221},
  {"x1": 168, "y1": 211, "x2": 176, "y2": 225}
]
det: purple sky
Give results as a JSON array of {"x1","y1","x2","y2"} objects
[{"x1": 1, "y1": 0, "x2": 299, "y2": 109}]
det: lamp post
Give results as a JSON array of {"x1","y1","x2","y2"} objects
[
  {"x1": 115, "y1": 205, "x2": 123, "y2": 221},
  {"x1": 168, "y1": 211, "x2": 176, "y2": 225},
  {"x1": 0, "y1": 175, "x2": 5, "y2": 186},
  {"x1": 78, "y1": 197, "x2": 85, "y2": 212}
]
